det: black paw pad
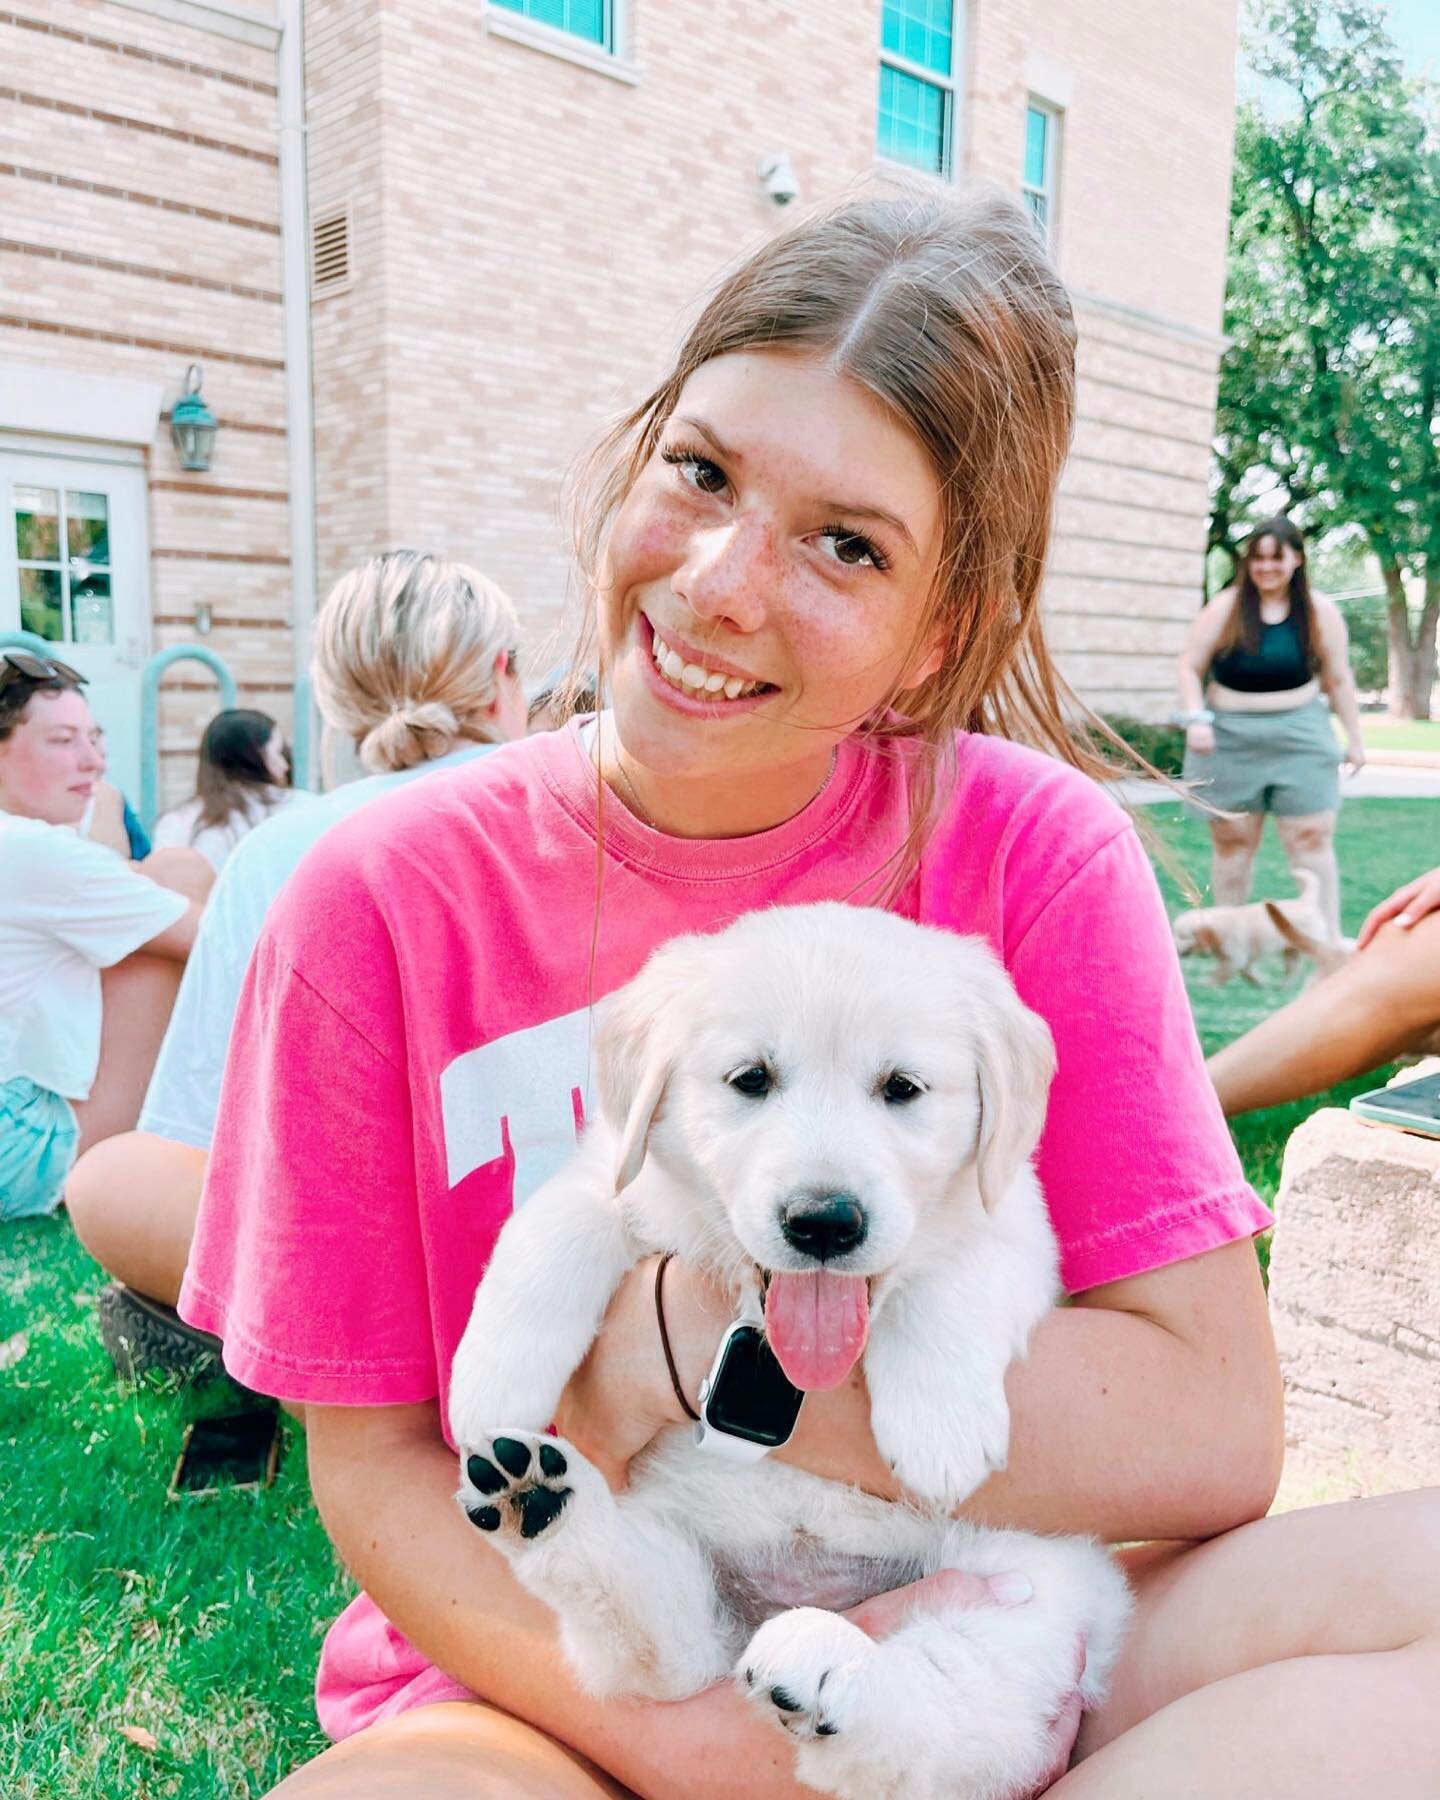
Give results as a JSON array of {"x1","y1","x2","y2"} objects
[
  {"x1": 538, "y1": 1443, "x2": 568, "y2": 1479},
  {"x1": 466, "y1": 1504, "x2": 501, "y2": 1531},
  {"x1": 516, "y1": 1483, "x2": 570, "y2": 1539},
  {"x1": 769, "y1": 1686, "x2": 802, "y2": 1713},
  {"x1": 492, "y1": 1436, "x2": 532, "y2": 1478},
  {"x1": 466, "y1": 1455, "x2": 506, "y2": 1495}
]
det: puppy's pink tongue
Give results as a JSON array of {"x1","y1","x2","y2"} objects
[{"x1": 764, "y1": 1272, "x2": 869, "y2": 1391}]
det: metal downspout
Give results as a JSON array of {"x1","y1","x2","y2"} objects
[{"x1": 276, "y1": 0, "x2": 319, "y2": 788}]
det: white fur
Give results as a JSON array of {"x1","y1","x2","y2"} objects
[{"x1": 449, "y1": 903, "x2": 1131, "y2": 1800}]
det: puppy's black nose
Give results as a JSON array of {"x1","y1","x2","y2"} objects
[{"x1": 780, "y1": 1192, "x2": 867, "y2": 1261}]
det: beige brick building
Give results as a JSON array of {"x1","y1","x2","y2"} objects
[{"x1": 1, "y1": 0, "x2": 1235, "y2": 807}]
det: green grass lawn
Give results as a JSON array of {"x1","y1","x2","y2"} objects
[
  {"x1": 0, "y1": 1228, "x2": 346, "y2": 1796},
  {"x1": 1145, "y1": 798, "x2": 1434, "y2": 1201},
  {"x1": 1351, "y1": 717, "x2": 1440, "y2": 755},
  {"x1": 1, "y1": 797, "x2": 1434, "y2": 1795}
]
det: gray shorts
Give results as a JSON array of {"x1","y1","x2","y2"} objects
[{"x1": 1183, "y1": 695, "x2": 1341, "y2": 817}]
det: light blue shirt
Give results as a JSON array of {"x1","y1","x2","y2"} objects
[{"x1": 139, "y1": 745, "x2": 497, "y2": 1151}]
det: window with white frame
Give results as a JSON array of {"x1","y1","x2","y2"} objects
[
  {"x1": 1022, "y1": 100, "x2": 1061, "y2": 237},
  {"x1": 490, "y1": 0, "x2": 612, "y2": 51},
  {"x1": 876, "y1": 0, "x2": 957, "y2": 178}
]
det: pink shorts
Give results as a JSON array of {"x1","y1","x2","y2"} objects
[{"x1": 316, "y1": 1593, "x2": 474, "y2": 1739}]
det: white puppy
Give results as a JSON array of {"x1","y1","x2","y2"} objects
[
  {"x1": 1172, "y1": 867, "x2": 1329, "y2": 985},
  {"x1": 449, "y1": 903, "x2": 1130, "y2": 1800}
]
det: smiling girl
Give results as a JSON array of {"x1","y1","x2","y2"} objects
[{"x1": 180, "y1": 191, "x2": 1439, "y2": 1797}]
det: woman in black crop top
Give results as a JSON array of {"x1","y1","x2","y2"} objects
[{"x1": 1177, "y1": 516, "x2": 1365, "y2": 938}]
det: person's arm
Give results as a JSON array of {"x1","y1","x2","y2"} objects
[
  {"x1": 558, "y1": 1238, "x2": 1281, "y2": 1545},
  {"x1": 1176, "y1": 590, "x2": 1237, "y2": 758},
  {"x1": 1311, "y1": 596, "x2": 1365, "y2": 770},
  {"x1": 85, "y1": 780, "x2": 131, "y2": 857},
  {"x1": 137, "y1": 901, "x2": 202, "y2": 960},
  {"x1": 1357, "y1": 863, "x2": 1440, "y2": 948},
  {"x1": 1208, "y1": 910, "x2": 1440, "y2": 1115}
]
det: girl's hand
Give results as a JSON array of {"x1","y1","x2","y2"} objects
[
  {"x1": 1343, "y1": 739, "x2": 1366, "y2": 774},
  {"x1": 552, "y1": 1255, "x2": 731, "y2": 1490},
  {"x1": 1357, "y1": 865, "x2": 1440, "y2": 949},
  {"x1": 1185, "y1": 722, "x2": 1215, "y2": 757}
]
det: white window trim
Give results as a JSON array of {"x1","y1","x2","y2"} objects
[
  {"x1": 482, "y1": 0, "x2": 638, "y2": 86},
  {"x1": 876, "y1": 6, "x2": 963, "y2": 182},
  {"x1": 1022, "y1": 96, "x2": 1062, "y2": 243},
  {"x1": 0, "y1": 362, "x2": 164, "y2": 448}
]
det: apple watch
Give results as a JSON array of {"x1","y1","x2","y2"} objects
[{"x1": 693, "y1": 1313, "x2": 806, "y2": 1462}]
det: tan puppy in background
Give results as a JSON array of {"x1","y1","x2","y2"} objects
[{"x1": 1173, "y1": 868, "x2": 1330, "y2": 986}]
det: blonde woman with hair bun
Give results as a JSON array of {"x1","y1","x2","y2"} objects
[
  {"x1": 66, "y1": 549, "x2": 526, "y2": 1354},
  {"x1": 312, "y1": 548, "x2": 528, "y2": 774}
]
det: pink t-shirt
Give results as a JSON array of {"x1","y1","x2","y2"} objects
[{"x1": 181, "y1": 721, "x2": 1268, "y2": 1738}]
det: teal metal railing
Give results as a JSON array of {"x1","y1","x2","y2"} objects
[
  {"x1": 140, "y1": 646, "x2": 237, "y2": 829},
  {"x1": 0, "y1": 628, "x2": 63, "y2": 659}
]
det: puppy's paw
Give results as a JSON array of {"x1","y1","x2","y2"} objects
[
  {"x1": 877, "y1": 1391, "x2": 1010, "y2": 1509},
  {"x1": 456, "y1": 1430, "x2": 591, "y2": 1549},
  {"x1": 737, "y1": 1608, "x2": 875, "y2": 1746}
]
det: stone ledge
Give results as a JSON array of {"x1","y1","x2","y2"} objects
[{"x1": 1268, "y1": 1107, "x2": 1440, "y2": 1493}]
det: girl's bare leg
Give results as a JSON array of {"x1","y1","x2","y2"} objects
[
  {"x1": 65, "y1": 1132, "x2": 207, "y2": 1306},
  {"x1": 269, "y1": 1701, "x2": 634, "y2": 1799},
  {"x1": 1275, "y1": 808, "x2": 1341, "y2": 939},
  {"x1": 1055, "y1": 1489, "x2": 1440, "y2": 1796},
  {"x1": 70, "y1": 848, "x2": 211, "y2": 1157},
  {"x1": 1208, "y1": 812, "x2": 1264, "y2": 906}
]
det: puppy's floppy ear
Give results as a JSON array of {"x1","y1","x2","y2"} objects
[
  {"x1": 971, "y1": 974, "x2": 1056, "y2": 1212},
  {"x1": 595, "y1": 933, "x2": 704, "y2": 1193}
]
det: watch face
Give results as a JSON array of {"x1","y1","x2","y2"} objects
[{"x1": 703, "y1": 1325, "x2": 806, "y2": 1447}]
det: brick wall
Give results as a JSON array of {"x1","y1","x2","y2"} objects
[
  {"x1": 1, "y1": 0, "x2": 292, "y2": 805},
  {"x1": 307, "y1": 0, "x2": 1235, "y2": 718},
  {"x1": 968, "y1": 0, "x2": 1236, "y2": 714}
]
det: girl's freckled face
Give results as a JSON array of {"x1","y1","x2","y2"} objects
[{"x1": 599, "y1": 350, "x2": 945, "y2": 795}]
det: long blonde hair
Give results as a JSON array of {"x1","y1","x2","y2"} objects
[
  {"x1": 569, "y1": 185, "x2": 1130, "y2": 870},
  {"x1": 312, "y1": 550, "x2": 519, "y2": 773}
]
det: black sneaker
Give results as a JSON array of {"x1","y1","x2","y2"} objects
[{"x1": 97, "y1": 1282, "x2": 225, "y2": 1383}]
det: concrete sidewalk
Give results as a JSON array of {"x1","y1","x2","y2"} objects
[{"x1": 1116, "y1": 763, "x2": 1440, "y2": 805}]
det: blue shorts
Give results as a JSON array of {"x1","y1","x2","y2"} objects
[{"x1": 1, "y1": 1076, "x2": 79, "y2": 1222}]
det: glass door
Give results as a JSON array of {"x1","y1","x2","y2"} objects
[{"x1": 0, "y1": 451, "x2": 149, "y2": 801}]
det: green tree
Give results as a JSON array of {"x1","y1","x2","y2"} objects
[{"x1": 1214, "y1": 0, "x2": 1440, "y2": 716}]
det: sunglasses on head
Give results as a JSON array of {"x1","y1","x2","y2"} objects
[{"x1": 1, "y1": 649, "x2": 87, "y2": 689}]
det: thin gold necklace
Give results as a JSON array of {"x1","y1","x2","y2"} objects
[{"x1": 608, "y1": 753, "x2": 652, "y2": 826}]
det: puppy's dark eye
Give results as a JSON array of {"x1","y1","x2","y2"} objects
[
  {"x1": 728, "y1": 1064, "x2": 772, "y2": 1098},
  {"x1": 881, "y1": 1073, "x2": 923, "y2": 1105}
]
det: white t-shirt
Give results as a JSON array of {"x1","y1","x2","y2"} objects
[
  {"x1": 140, "y1": 744, "x2": 498, "y2": 1150},
  {"x1": 151, "y1": 788, "x2": 315, "y2": 875},
  {"x1": 0, "y1": 815, "x2": 189, "y2": 1100}
]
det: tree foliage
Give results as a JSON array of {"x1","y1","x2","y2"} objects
[{"x1": 1215, "y1": 0, "x2": 1440, "y2": 714}]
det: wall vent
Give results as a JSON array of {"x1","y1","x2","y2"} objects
[{"x1": 311, "y1": 204, "x2": 352, "y2": 297}]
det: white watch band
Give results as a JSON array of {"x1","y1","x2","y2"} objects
[{"x1": 691, "y1": 1314, "x2": 793, "y2": 1462}]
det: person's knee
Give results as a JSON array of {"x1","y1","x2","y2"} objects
[
  {"x1": 64, "y1": 1133, "x2": 130, "y2": 1263},
  {"x1": 64, "y1": 1131, "x2": 206, "y2": 1295},
  {"x1": 141, "y1": 846, "x2": 214, "y2": 904},
  {"x1": 1276, "y1": 810, "x2": 1336, "y2": 860},
  {"x1": 1282, "y1": 825, "x2": 1332, "y2": 859},
  {"x1": 1211, "y1": 817, "x2": 1262, "y2": 857}
]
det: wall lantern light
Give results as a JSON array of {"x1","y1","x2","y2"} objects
[{"x1": 170, "y1": 363, "x2": 218, "y2": 471}]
